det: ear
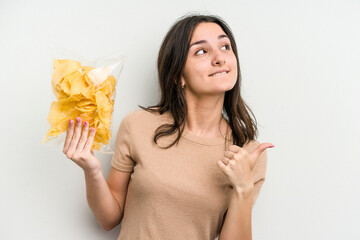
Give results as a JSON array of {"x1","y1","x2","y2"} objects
[{"x1": 180, "y1": 75, "x2": 186, "y2": 88}]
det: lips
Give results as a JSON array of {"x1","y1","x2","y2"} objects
[{"x1": 209, "y1": 70, "x2": 229, "y2": 77}]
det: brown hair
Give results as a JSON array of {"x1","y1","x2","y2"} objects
[{"x1": 139, "y1": 13, "x2": 258, "y2": 148}]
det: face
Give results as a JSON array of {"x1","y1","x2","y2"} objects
[{"x1": 181, "y1": 22, "x2": 238, "y2": 96}]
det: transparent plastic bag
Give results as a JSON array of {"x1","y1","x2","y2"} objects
[{"x1": 41, "y1": 44, "x2": 126, "y2": 154}]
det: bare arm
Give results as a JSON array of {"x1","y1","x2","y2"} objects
[
  {"x1": 63, "y1": 117, "x2": 131, "y2": 231},
  {"x1": 84, "y1": 168, "x2": 131, "y2": 231},
  {"x1": 218, "y1": 187, "x2": 254, "y2": 240},
  {"x1": 217, "y1": 141, "x2": 272, "y2": 240}
]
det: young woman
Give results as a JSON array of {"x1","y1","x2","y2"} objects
[{"x1": 63, "y1": 14, "x2": 274, "y2": 240}]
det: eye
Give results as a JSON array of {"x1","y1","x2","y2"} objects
[
  {"x1": 195, "y1": 49, "x2": 207, "y2": 55},
  {"x1": 221, "y1": 44, "x2": 230, "y2": 50}
]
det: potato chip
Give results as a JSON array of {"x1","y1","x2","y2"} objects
[
  {"x1": 51, "y1": 59, "x2": 81, "y2": 97},
  {"x1": 98, "y1": 76, "x2": 116, "y2": 99},
  {"x1": 43, "y1": 59, "x2": 118, "y2": 150}
]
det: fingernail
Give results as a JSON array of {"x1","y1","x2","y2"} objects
[
  {"x1": 84, "y1": 121, "x2": 88, "y2": 125},
  {"x1": 76, "y1": 117, "x2": 80, "y2": 122},
  {"x1": 269, "y1": 145, "x2": 275, "y2": 148},
  {"x1": 69, "y1": 119, "x2": 72, "y2": 123}
]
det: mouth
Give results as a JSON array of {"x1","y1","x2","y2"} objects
[{"x1": 209, "y1": 70, "x2": 229, "y2": 77}]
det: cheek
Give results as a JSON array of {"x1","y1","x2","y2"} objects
[
  {"x1": 187, "y1": 61, "x2": 207, "y2": 79},
  {"x1": 182, "y1": 61, "x2": 192, "y2": 81},
  {"x1": 182, "y1": 63, "x2": 204, "y2": 88},
  {"x1": 229, "y1": 56, "x2": 238, "y2": 78},
  {"x1": 230, "y1": 55, "x2": 237, "y2": 67}
]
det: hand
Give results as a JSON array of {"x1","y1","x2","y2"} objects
[
  {"x1": 63, "y1": 117, "x2": 101, "y2": 175},
  {"x1": 217, "y1": 142, "x2": 274, "y2": 192}
]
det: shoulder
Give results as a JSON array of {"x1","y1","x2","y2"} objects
[
  {"x1": 243, "y1": 139, "x2": 268, "y2": 159},
  {"x1": 242, "y1": 139, "x2": 261, "y2": 152},
  {"x1": 121, "y1": 108, "x2": 173, "y2": 129},
  {"x1": 242, "y1": 140, "x2": 268, "y2": 181},
  {"x1": 124, "y1": 108, "x2": 171, "y2": 120}
]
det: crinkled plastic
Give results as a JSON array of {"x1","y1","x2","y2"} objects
[{"x1": 42, "y1": 45, "x2": 126, "y2": 153}]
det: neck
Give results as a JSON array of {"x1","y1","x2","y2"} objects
[{"x1": 183, "y1": 93, "x2": 228, "y2": 138}]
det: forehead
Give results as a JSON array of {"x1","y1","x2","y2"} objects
[{"x1": 190, "y1": 22, "x2": 227, "y2": 42}]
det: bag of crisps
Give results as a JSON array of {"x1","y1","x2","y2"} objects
[{"x1": 42, "y1": 47, "x2": 126, "y2": 153}]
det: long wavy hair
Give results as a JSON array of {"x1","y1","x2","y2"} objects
[{"x1": 139, "y1": 14, "x2": 258, "y2": 149}]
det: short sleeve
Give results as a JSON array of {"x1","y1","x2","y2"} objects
[
  {"x1": 111, "y1": 113, "x2": 136, "y2": 172},
  {"x1": 252, "y1": 147, "x2": 268, "y2": 207}
]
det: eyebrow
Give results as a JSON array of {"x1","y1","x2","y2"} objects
[{"x1": 189, "y1": 34, "x2": 229, "y2": 48}]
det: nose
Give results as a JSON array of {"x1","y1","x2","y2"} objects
[{"x1": 211, "y1": 51, "x2": 225, "y2": 66}]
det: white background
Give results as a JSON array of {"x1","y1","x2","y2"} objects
[{"x1": 1, "y1": 0, "x2": 359, "y2": 239}]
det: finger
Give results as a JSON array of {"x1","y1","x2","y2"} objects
[
  {"x1": 224, "y1": 151, "x2": 234, "y2": 160},
  {"x1": 76, "y1": 121, "x2": 89, "y2": 152},
  {"x1": 63, "y1": 119, "x2": 74, "y2": 153},
  {"x1": 252, "y1": 142, "x2": 275, "y2": 159},
  {"x1": 83, "y1": 127, "x2": 96, "y2": 152},
  {"x1": 67, "y1": 117, "x2": 83, "y2": 156},
  {"x1": 228, "y1": 145, "x2": 241, "y2": 153},
  {"x1": 222, "y1": 156, "x2": 231, "y2": 165},
  {"x1": 217, "y1": 160, "x2": 228, "y2": 172}
]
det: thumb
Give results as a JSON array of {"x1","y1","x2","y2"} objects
[{"x1": 253, "y1": 143, "x2": 275, "y2": 159}]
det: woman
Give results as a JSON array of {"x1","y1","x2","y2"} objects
[{"x1": 63, "y1": 14, "x2": 274, "y2": 240}]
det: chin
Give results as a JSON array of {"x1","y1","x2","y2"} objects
[
  {"x1": 220, "y1": 80, "x2": 237, "y2": 92},
  {"x1": 212, "y1": 85, "x2": 234, "y2": 94}
]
